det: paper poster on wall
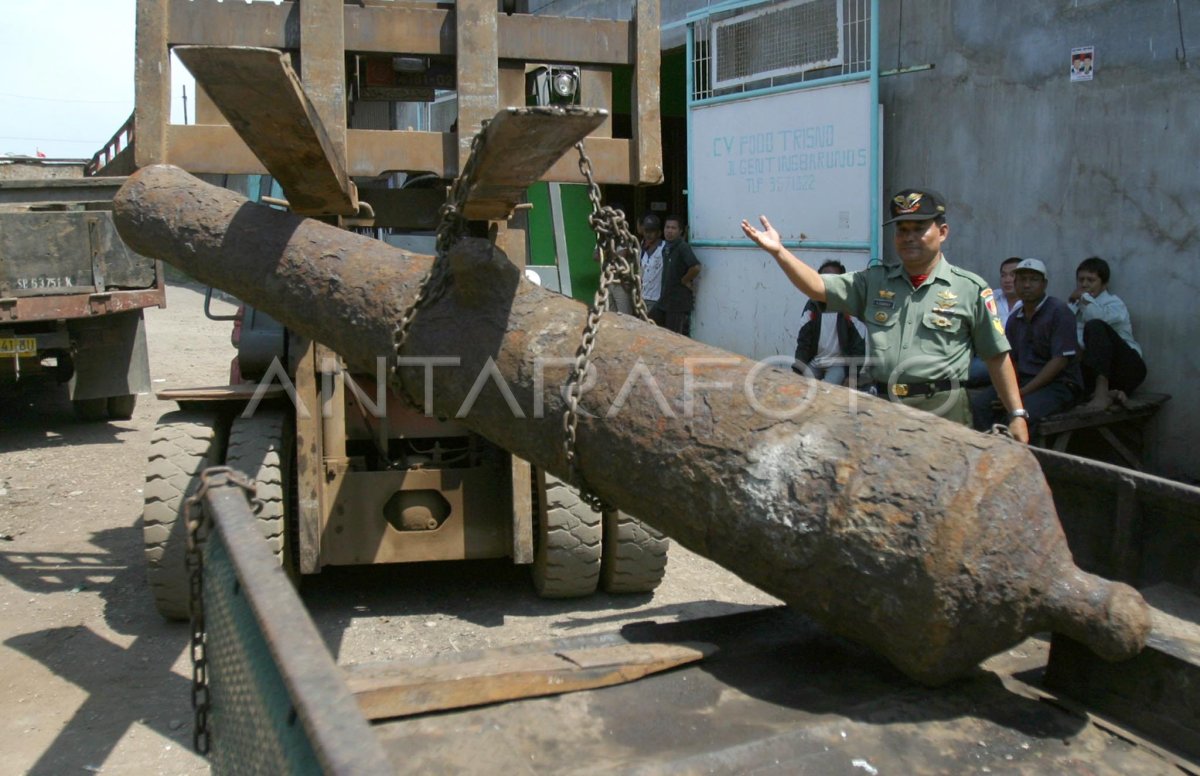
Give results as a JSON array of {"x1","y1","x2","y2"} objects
[
  {"x1": 689, "y1": 81, "x2": 872, "y2": 244},
  {"x1": 1071, "y1": 46, "x2": 1094, "y2": 82}
]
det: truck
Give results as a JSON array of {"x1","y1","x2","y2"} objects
[
  {"x1": 95, "y1": 0, "x2": 669, "y2": 619},
  {"x1": 0, "y1": 157, "x2": 162, "y2": 420}
]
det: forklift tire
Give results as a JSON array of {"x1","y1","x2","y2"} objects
[
  {"x1": 72, "y1": 397, "x2": 108, "y2": 422},
  {"x1": 531, "y1": 471, "x2": 602, "y2": 598},
  {"x1": 142, "y1": 410, "x2": 227, "y2": 620},
  {"x1": 224, "y1": 409, "x2": 298, "y2": 583},
  {"x1": 600, "y1": 511, "x2": 669, "y2": 594},
  {"x1": 107, "y1": 394, "x2": 137, "y2": 420}
]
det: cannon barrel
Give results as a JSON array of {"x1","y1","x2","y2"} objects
[{"x1": 114, "y1": 164, "x2": 1148, "y2": 685}]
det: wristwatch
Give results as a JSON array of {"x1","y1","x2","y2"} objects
[{"x1": 1008, "y1": 409, "x2": 1030, "y2": 422}]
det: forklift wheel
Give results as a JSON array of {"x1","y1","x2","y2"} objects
[
  {"x1": 225, "y1": 409, "x2": 298, "y2": 584},
  {"x1": 142, "y1": 410, "x2": 227, "y2": 620},
  {"x1": 600, "y1": 511, "x2": 669, "y2": 594},
  {"x1": 531, "y1": 471, "x2": 601, "y2": 598}
]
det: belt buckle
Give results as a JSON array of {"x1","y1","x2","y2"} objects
[{"x1": 892, "y1": 383, "x2": 909, "y2": 397}]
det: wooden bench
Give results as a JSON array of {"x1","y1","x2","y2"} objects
[{"x1": 1034, "y1": 392, "x2": 1171, "y2": 470}]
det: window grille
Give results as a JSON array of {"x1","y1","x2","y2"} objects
[{"x1": 692, "y1": 0, "x2": 871, "y2": 102}]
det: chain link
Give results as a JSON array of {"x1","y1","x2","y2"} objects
[
  {"x1": 560, "y1": 141, "x2": 653, "y2": 512},
  {"x1": 391, "y1": 125, "x2": 491, "y2": 406},
  {"x1": 186, "y1": 465, "x2": 262, "y2": 755},
  {"x1": 986, "y1": 423, "x2": 1015, "y2": 439}
]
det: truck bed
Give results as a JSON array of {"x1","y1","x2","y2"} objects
[
  {"x1": 362, "y1": 608, "x2": 1183, "y2": 774},
  {"x1": 194, "y1": 449, "x2": 1200, "y2": 775}
]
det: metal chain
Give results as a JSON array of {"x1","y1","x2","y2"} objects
[
  {"x1": 185, "y1": 465, "x2": 262, "y2": 755},
  {"x1": 559, "y1": 142, "x2": 651, "y2": 512},
  {"x1": 986, "y1": 423, "x2": 1015, "y2": 438},
  {"x1": 391, "y1": 124, "x2": 491, "y2": 407}
]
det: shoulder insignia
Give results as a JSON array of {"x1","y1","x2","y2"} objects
[
  {"x1": 981, "y1": 288, "x2": 994, "y2": 300},
  {"x1": 947, "y1": 265, "x2": 990, "y2": 290}
]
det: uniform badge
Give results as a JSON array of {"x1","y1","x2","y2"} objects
[
  {"x1": 878, "y1": 289, "x2": 896, "y2": 299},
  {"x1": 874, "y1": 311, "x2": 889, "y2": 323},
  {"x1": 893, "y1": 192, "x2": 924, "y2": 214},
  {"x1": 872, "y1": 299, "x2": 895, "y2": 309},
  {"x1": 932, "y1": 315, "x2": 951, "y2": 328},
  {"x1": 937, "y1": 291, "x2": 958, "y2": 302},
  {"x1": 981, "y1": 288, "x2": 994, "y2": 300},
  {"x1": 984, "y1": 297, "x2": 998, "y2": 317},
  {"x1": 993, "y1": 318, "x2": 1005, "y2": 334},
  {"x1": 933, "y1": 305, "x2": 956, "y2": 314}
]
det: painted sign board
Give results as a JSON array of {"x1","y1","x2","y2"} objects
[
  {"x1": 690, "y1": 246, "x2": 870, "y2": 363},
  {"x1": 690, "y1": 80, "x2": 872, "y2": 244}
]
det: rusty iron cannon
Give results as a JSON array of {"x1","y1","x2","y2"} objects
[{"x1": 113, "y1": 164, "x2": 1149, "y2": 685}]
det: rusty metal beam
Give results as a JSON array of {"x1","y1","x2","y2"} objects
[
  {"x1": 113, "y1": 165, "x2": 1152, "y2": 686},
  {"x1": 632, "y1": 0, "x2": 664, "y2": 185},
  {"x1": 300, "y1": 0, "x2": 348, "y2": 181},
  {"x1": 165, "y1": 1, "x2": 636, "y2": 65},
  {"x1": 165, "y1": 125, "x2": 637, "y2": 185},
  {"x1": 456, "y1": 0, "x2": 499, "y2": 173},
  {"x1": 134, "y1": 0, "x2": 170, "y2": 168},
  {"x1": 173, "y1": 46, "x2": 357, "y2": 216},
  {"x1": 0, "y1": 287, "x2": 165, "y2": 323}
]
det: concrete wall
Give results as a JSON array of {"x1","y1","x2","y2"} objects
[
  {"x1": 876, "y1": 1, "x2": 1199, "y2": 479},
  {"x1": 543, "y1": 0, "x2": 1199, "y2": 479}
]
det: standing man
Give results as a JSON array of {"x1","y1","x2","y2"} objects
[
  {"x1": 639, "y1": 214, "x2": 665, "y2": 316},
  {"x1": 740, "y1": 189, "x2": 1029, "y2": 442},
  {"x1": 972, "y1": 258, "x2": 1082, "y2": 432},
  {"x1": 652, "y1": 215, "x2": 701, "y2": 335}
]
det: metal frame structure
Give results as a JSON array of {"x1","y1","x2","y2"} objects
[
  {"x1": 118, "y1": 0, "x2": 666, "y2": 582},
  {"x1": 97, "y1": 0, "x2": 662, "y2": 199}
]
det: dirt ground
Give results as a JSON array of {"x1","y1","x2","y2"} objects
[{"x1": 0, "y1": 281, "x2": 779, "y2": 775}]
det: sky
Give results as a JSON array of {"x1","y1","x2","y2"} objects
[{"x1": 0, "y1": 0, "x2": 193, "y2": 160}]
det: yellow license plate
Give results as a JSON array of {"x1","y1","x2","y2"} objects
[{"x1": 0, "y1": 337, "x2": 37, "y2": 357}]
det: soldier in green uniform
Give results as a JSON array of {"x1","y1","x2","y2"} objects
[{"x1": 740, "y1": 188, "x2": 1029, "y2": 443}]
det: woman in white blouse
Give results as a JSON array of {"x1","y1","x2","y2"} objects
[{"x1": 1069, "y1": 256, "x2": 1146, "y2": 411}]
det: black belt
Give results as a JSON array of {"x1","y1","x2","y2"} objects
[{"x1": 873, "y1": 379, "x2": 957, "y2": 399}]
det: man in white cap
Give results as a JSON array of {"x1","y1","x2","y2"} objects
[{"x1": 971, "y1": 258, "x2": 1081, "y2": 432}]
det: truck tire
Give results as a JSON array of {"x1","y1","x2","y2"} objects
[
  {"x1": 531, "y1": 471, "x2": 601, "y2": 598},
  {"x1": 142, "y1": 410, "x2": 226, "y2": 620},
  {"x1": 600, "y1": 511, "x2": 669, "y2": 594},
  {"x1": 107, "y1": 394, "x2": 137, "y2": 420},
  {"x1": 224, "y1": 409, "x2": 297, "y2": 582},
  {"x1": 72, "y1": 397, "x2": 108, "y2": 422}
]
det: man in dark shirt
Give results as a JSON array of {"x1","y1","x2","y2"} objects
[
  {"x1": 971, "y1": 258, "x2": 1081, "y2": 432},
  {"x1": 651, "y1": 215, "x2": 701, "y2": 335}
]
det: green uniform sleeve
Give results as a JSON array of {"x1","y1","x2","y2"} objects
[
  {"x1": 821, "y1": 271, "x2": 870, "y2": 318},
  {"x1": 972, "y1": 287, "x2": 1011, "y2": 360}
]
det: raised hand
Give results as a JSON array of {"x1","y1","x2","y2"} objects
[{"x1": 740, "y1": 215, "x2": 783, "y2": 253}]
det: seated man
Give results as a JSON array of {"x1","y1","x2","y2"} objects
[
  {"x1": 1069, "y1": 256, "x2": 1147, "y2": 410},
  {"x1": 972, "y1": 258, "x2": 1081, "y2": 433}
]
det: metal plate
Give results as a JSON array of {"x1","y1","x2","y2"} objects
[{"x1": 0, "y1": 336, "x2": 36, "y2": 357}]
